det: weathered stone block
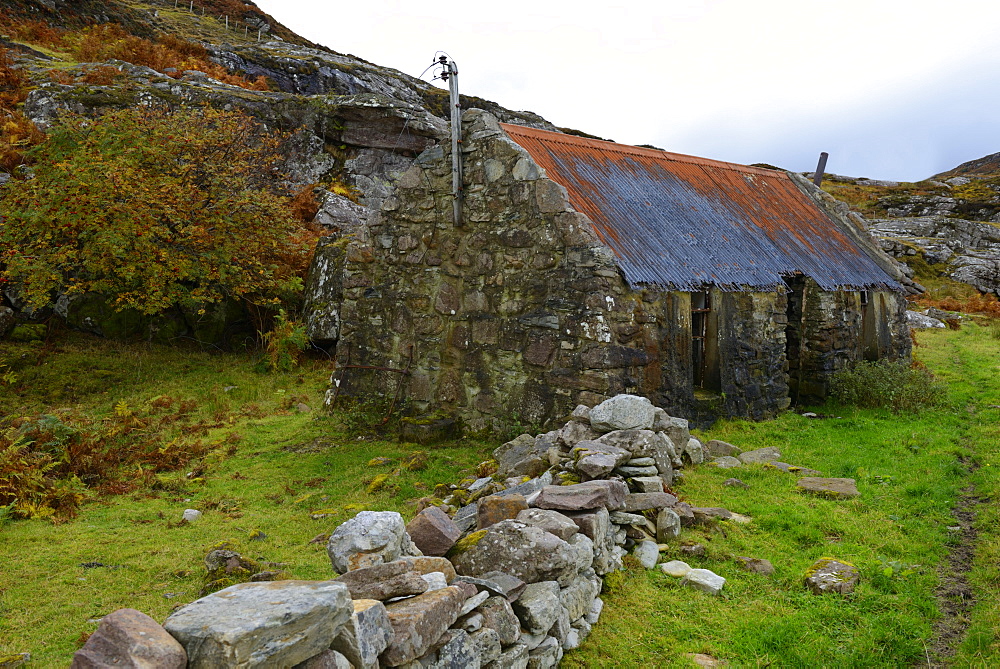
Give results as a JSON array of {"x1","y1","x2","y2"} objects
[
  {"x1": 334, "y1": 560, "x2": 428, "y2": 601},
  {"x1": 796, "y1": 477, "x2": 859, "y2": 499},
  {"x1": 450, "y1": 520, "x2": 576, "y2": 585},
  {"x1": 477, "y1": 494, "x2": 529, "y2": 530},
  {"x1": 478, "y1": 596, "x2": 521, "y2": 645},
  {"x1": 588, "y1": 394, "x2": 655, "y2": 432},
  {"x1": 407, "y1": 506, "x2": 461, "y2": 557},
  {"x1": 532, "y1": 481, "x2": 626, "y2": 511},
  {"x1": 328, "y1": 511, "x2": 419, "y2": 574},
  {"x1": 706, "y1": 439, "x2": 742, "y2": 457},
  {"x1": 512, "y1": 581, "x2": 561, "y2": 634},
  {"x1": 382, "y1": 586, "x2": 469, "y2": 666},
  {"x1": 623, "y1": 492, "x2": 677, "y2": 512},
  {"x1": 164, "y1": 581, "x2": 351, "y2": 669},
  {"x1": 72, "y1": 608, "x2": 186, "y2": 669},
  {"x1": 737, "y1": 446, "x2": 781, "y2": 464},
  {"x1": 656, "y1": 508, "x2": 681, "y2": 542},
  {"x1": 330, "y1": 599, "x2": 393, "y2": 669},
  {"x1": 516, "y1": 508, "x2": 580, "y2": 540},
  {"x1": 680, "y1": 569, "x2": 726, "y2": 595},
  {"x1": 804, "y1": 558, "x2": 859, "y2": 595}
]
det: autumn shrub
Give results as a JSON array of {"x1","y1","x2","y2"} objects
[
  {"x1": 831, "y1": 359, "x2": 947, "y2": 413},
  {"x1": 0, "y1": 106, "x2": 314, "y2": 315},
  {"x1": 920, "y1": 292, "x2": 1000, "y2": 318},
  {"x1": 64, "y1": 24, "x2": 269, "y2": 90},
  {"x1": 0, "y1": 47, "x2": 45, "y2": 172},
  {"x1": 260, "y1": 310, "x2": 308, "y2": 372},
  {"x1": 0, "y1": 424, "x2": 86, "y2": 521}
]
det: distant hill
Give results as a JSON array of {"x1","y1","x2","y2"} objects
[
  {"x1": 0, "y1": 0, "x2": 313, "y2": 47},
  {"x1": 934, "y1": 152, "x2": 1000, "y2": 180}
]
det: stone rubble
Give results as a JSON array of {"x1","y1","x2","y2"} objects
[{"x1": 72, "y1": 393, "x2": 849, "y2": 668}]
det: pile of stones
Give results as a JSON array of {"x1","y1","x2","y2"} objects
[{"x1": 71, "y1": 394, "x2": 859, "y2": 668}]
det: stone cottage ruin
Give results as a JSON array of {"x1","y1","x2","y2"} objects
[{"x1": 310, "y1": 110, "x2": 911, "y2": 432}]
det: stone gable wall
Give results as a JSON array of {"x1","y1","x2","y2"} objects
[{"x1": 334, "y1": 110, "x2": 693, "y2": 432}]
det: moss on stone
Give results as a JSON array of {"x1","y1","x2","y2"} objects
[
  {"x1": 366, "y1": 473, "x2": 393, "y2": 494},
  {"x1": 447, "y1": 529, "x2": 487, "y2": 558},
  {"x1": 401, "y1": 451, "x2": 429, "y2": 471}
]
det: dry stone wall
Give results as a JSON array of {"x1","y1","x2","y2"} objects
[{"x1": 71, "y1": 393, "x2": 872, "y2": 668}]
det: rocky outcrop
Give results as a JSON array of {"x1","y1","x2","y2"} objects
[{"x1": 869, "y1": 216, "x2": 1000, "y2": 295}]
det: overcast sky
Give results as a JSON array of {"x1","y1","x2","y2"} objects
[{"x1": 254, "y1": 0, "x2": 1000, "y2": 182}]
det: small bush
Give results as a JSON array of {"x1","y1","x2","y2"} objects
[
  {"x1": 831, "y1": 359, "x2": 947, "y2": 413},
  {"x1": 260, "y1": 310, "x2": 308, "y2": 372}
]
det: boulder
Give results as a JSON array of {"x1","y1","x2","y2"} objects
[
  {"x1": 691, "y1": 507, "x2": 732, "y2": 524},
  {"x1": 381, "y1": 585, "x2": 470, "y2": 666},
  {"x1": 737, "y1": 446, "x2": 781, "y2": 464},
  {"x1": 516, "y1": 508, "x2": 580, "y2": 540},
  {"x1": 527, "y1": 636, "x2": 563, "y2": 668},
  {"x1": 684, "y1": 437, "x2": 705, "y2": 465},
  {"x1": 633, "y1": 541, "x2": 659, "y2": 569},
  {"x1": 655, "y1": 508, "x2": 682, "y2": 542},
  {"x1": 532, "y1": 481, "x2": 627, "y2": 511},
  {"x1": 493, "y1": 434, "x2": 549, "y2": 478},
  {"x1": 71, "y1": 608, "x2": 186, "y2": 669},
  {"x1": 796, "y1": 477, "x2": 860, "y2": 499},
  {"x1": 406, "y1": 506, "x2": 461, "y2": 557},
  {"x1": 680, "y1": 569, "x2": 726, "y2": 595},
  {"x1": 661, "y1": 417, "x2": 690, "y2": 454},
  {"x1": 327, "y1": 511, "x2": 420, "y2": 573},
  {"x1": 804, "y1": 558, "x2": 859, "y2": 595},
  {"x1": 478, "y1": 596, "x2": 521, "y2": 645},
  {"x1": 558, "y1": 420, "x2": 599, "y2": 448},
  {"x1": 588, "y1": 394, "x2": 656, "y2": 433},
  {"x1": 563, "y1": 507, "x2": 610, "y2": 543},
  {"x1": 511, "y1": 581, "x2": 561, "y2": 634},
  {"x1": 477, "y1": 494, "x2": 529, "y2": 529},
  {"x1": 559, "y1": 574, "x2": 601, "y2": 621},
  {"x1": 659, "y1": 560, "x2": 691, "y2": 578},
  {"x1": 609, "y1": 511, "x2": 645, "y2": 525},
  {"x1": 705, "y1": 439, "x2": 741, "y2": 457},
  {"x1": 164, "y1": 581, "x2": 351, "y2": 669},
  {"x1": 710, "y1": 456, "x2": 743, "y2": 469},
  {"x1": 735, "y1": 556, "x2": 775, "y2": 575},
  {"x1": 450, "y1": 520, "x2": 577, "y2": 585},
  {"x1": 329, "y1": 599, "x2": 393, "y2": 669}
]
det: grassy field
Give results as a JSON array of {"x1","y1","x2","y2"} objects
[{"x1": 1, "y1": 323, "x2": 999, "y2": 667}]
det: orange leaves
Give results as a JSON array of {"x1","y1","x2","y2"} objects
[{"x1": 0, "y1": 107, "x2": 313, "y2": 315}]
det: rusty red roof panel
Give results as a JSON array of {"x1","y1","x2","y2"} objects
[{"x1": 500, "y1": 123, "x2": 902, "y2": 292}]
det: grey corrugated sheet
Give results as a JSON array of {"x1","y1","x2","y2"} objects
[{"x1": 502, "y1": 124, "x2": 902, "y2": 293}]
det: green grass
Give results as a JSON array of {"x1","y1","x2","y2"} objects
[
  {"x1": 0, "y1": 332, "x2": 491, "y2": 665},
  {"x1": 3, "y1": 324, "x2": 1000, "y2": 667},
  {"x1": 564, "y1": 323, "x2": 1000, "y2": 667}
]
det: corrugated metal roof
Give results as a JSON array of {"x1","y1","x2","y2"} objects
[{"x1": 500, "y1": 123, "x2": 902, "y2": 292}]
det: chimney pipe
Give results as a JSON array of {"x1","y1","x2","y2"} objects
[{"x1": 812, "y1": 152, "x2": 829, "y2": 187}]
